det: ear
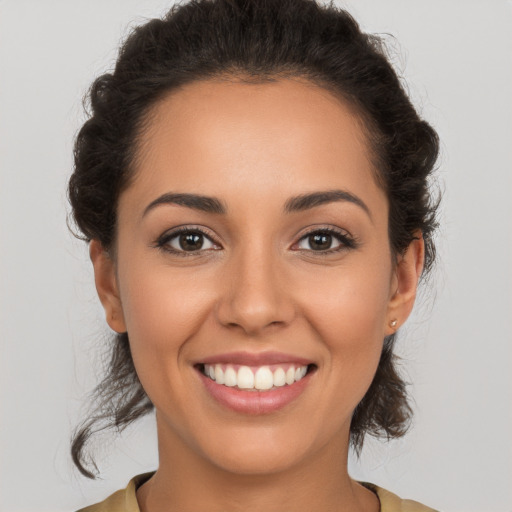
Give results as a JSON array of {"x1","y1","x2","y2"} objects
[
  {"x1": 89, "y1": 239, "x2": 126, "y2": 333},
  {"x1": 386, "y1": 232, "x2": 425, "y2": 335}
]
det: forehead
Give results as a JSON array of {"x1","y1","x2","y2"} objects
[{"x1": 126, "y1": 78, "x2": 384, "y2": 214}]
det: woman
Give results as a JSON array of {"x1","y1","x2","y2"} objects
[{"x1": 69, "y1": 0, "x2": 440, "y2": 510}]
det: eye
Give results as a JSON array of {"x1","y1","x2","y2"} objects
[
  {"x1": 295, "y1": 228, "x2": 355, "y2": 252},
  {"x1": 156, "y1": 227, "x2": 220, "y2": 254}
]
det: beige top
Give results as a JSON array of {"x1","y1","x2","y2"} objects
[{"x1": 77, "y1": 472, "x2": 439, "y2": 512}]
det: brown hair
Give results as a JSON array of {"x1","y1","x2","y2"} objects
[{"x1": 69, "y1": 0, "x2": 439, "y2": 478}]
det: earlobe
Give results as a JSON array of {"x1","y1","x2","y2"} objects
[
  {"x1": 386, "y1": 233, "x2": 425, "y2": 335},
  {"x1": 89, "y1": 239, "x2": 127, "y2": 333}
]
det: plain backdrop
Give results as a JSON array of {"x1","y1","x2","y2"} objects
[{"x1": 0, "y1": 1, "x2": 511, "y2": 511}]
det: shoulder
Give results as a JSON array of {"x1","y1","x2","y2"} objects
[
  {"x1": 363, "y1": 483, "x2": 440, "y2": 512},
  {"x1": 76, "y1": 472, "x2": 154, "y2": 512}
]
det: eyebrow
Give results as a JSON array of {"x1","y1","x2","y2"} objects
[
  {"x1": 143, "y1": 193, "x2": 226, "y2": 217},
  {"x1": 143, "y1": 189, "x2": 371, "y2": 219},
  {"x1": 284, "y1": 189, "x2": 372, "y2": 219}
]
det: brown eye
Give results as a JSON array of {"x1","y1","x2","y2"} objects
[
  {"x1": 296, "y1": 229, "x2": 354, "y2": 252},
  {"x1": 178, "y1": 232, "x2": 204, "y2": 251},
  {"x1": 158, "y1": 228, "x2": 218, "y2": 254},
  {"x1": 308, "y1": 233, "x2": 333, "y2": 251}
]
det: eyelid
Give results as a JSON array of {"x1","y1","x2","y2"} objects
[
  {"x1": 153, "y1": 224, "x2": 357, "y2": 256},
  {"x1": 291, "y1": 225, "x2": 357, "y2": 252},
  {"x1": 154, "y1": 225, "x2": 222, "y2": 255}
]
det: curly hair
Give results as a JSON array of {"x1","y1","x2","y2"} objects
[{"x1": 69, "y1": 0, "x2": 439, "y2": 478}]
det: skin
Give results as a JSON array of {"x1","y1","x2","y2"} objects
[{"x1": 90, "y1": 78, "x2": 424, "y2": 512}]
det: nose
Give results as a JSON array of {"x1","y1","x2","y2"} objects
[{"x1": 215, "y1": 245, "x2": 296, "y2": 336}]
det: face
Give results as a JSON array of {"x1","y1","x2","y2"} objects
[{"x1": 92, "y1": 78, "x2": 422, "y2": 476}]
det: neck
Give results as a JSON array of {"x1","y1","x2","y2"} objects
[{"x1": 136, "y1": 421, "x2": 379, "y2": 512}]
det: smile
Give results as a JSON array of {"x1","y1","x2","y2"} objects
[
  {"x1": 196, "y1": 354, "x2": 316, "y2": 414},
  {"x1": 201, "y1": 363, "x2": 309, "y2": 391}
]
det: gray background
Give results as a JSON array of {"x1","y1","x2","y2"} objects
[{"x1": 1, "y1": 1, "x2": 511, "y2": 511}]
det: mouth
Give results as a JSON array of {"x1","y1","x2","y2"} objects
[
  {"x1": 196, "y1": 362, "x2": 316, "y2": 392},
  {"x1": 194, "y1": 353, "x2": 317, "y2": 414}
]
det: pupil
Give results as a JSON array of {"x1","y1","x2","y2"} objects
[
  {"x1": 180, "y1": 233, "x2": 203, "y2": 251},
  {"x1": 310, "y1": 233, "x2": 331, "y2": 250}
]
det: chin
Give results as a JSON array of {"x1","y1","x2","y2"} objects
[
  {"x1": 206, "y1": 441, "x2": 305, "y2": 476},
  {"x1": 191, "y1": 417, "x2": 342, "y2": 477}
]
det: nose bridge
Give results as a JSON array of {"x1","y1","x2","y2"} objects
[{"x1": 216, "y1": 236, "x2": 293, "y2": 335}]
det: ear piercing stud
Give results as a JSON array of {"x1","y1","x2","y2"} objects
[{"x1": 389, "y1": 319, "x2": 398, "y2": 328}]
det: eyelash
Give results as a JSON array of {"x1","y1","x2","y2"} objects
[
  {"x1": 294, "y1": 227, "x2": 358, "y2": 254},
  {"x1": 154, "y1": 226, "x2": 219, "y2": 257},
  {"x1": 154, "y1": 226, "x2": 358, "y2": 257}
]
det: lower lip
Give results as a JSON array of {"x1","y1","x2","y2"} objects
[{"x1": 198, "y1": 368, "x2": 313, "y2": 415}]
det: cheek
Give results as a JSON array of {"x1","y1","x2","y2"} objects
[
  {"x1": 296, "y1": 259, "x2": 391, "y2": 392},
  {"x1": 119, "y1": 255, "x2": 209, "y2": 330},
  {"x1": 115, "y1": 268, "x2": 218, "y2": 434},
  {"x1": 300, "y1": 260, "x2": 392, "y2": 341},
  {"x1": 116, "y1": 258, "x2": 213, "y2": 378}
]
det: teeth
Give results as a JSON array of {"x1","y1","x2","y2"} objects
[
  {"x1": 285, "y1": 367, "x2": 295, "y2": 385},
  {"x1": 254, "y1": 366, "x2": 273, "y2": 390},
  {"x1": 215, "y1": 364, "x2": 225, "y2": 385},
  {"x1": 237, "y1": 366, "x2": 254, "y2": 389},
  {"x1": 273, "y1": 367, "x2": 286, "y2": 387},
  {"x1": 224, "y1": 366, "x2": 236, "y2": 387},
  {"x1": 295, "y1": 366, "x2": 307, "y2": 380},
  {"x1": 203, "y1": 363, "x2": 310, "y2": 391}
]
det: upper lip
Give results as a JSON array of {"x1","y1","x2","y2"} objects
[{"x1": 198, "y1": 351, "x2": 314, "y2": 367}]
